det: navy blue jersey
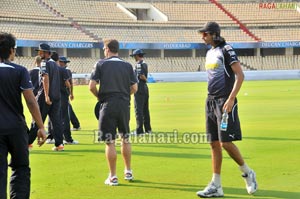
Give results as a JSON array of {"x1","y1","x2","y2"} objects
[
  {"x1": 90, "y1": 56, "x2": 137, "y2": 102},
  {"x1": 135, "y1": 60, "x2": 148, "y2": 94},
  {"x1": 58, "y1": 67, "x2": 70, "y2": 96},
  {"x1": 135, "y1": 60, "x2": 148, "y2": 82},
  {"x1": 37, "y1": 58, "x2": 61, "y2": 100},
  {"x1": 65, "y1": 67, "x2": 72, "y2": 83},
  {"x1": 65, "y1": 67, "x2": 72, "y2": 94},
  {"x1": 205, "y1": 41, "x2": 239, "y2": 97},
  {"x1": 0, "y1": 62, "x2": 33, "y2": 132},
  {"x1": 29, "y1": 67, "x2": 40, "y2": 96}
]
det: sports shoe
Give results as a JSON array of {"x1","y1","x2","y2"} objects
[
  {"x1": 63, "y1": 140, "x2": 79, "y2": 145},
  {"x1": 196, "y1": 182, "x2": 224, "y2": 198},
  {"x1": 124, "y1": 170, "x2": 134, "y2": 181},
  {"x1": 242, "y1": 170, "x2": 258, "y2": 194},
  {"x1": 71, "y1": 127, "x2": 81, "y2": 131},
  {"x1": 52, "y1": 144, "x2": 64, "y2": 151},
  {"x1": 46, "y1": 138, "x2": 55, "y2": 144},
  {"x1": 130, "y1": 131, "x2": 144, "y2": 137},
  {"x1": 104, "y1": 175, "x2": 118, "y2": 186}
]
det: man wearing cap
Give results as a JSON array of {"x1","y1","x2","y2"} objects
[
  {"x1": 196, "y1": 22, "x2": 257, "y2": 198},
  {"x1": 0, "y1": 32, "x2": 46, "y2": 199},
  {"x1": 58, "y1": 56, "x2": 79, "y2": 144},
  {"x1": 28, "y1": 43, "x2": 64, "y2": 151},
  {"x1": 58, "y1": 56, "x2": 81, "y2": 131},
  {"x1": 89, "y1": 39, "x2": 137, "y2": 186},
  {"x1": 130, "y1": 49, "x2": 152, "y2": 135}
]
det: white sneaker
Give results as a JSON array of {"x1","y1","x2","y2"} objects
[
  {"x1": 52, "y1": 144, "x2": 64, "y2": 151},
  {"x1": 196, "y1": 182, "x2": 224, "y2": 198},
  {"x1": 242, "y1": 170, "x2": 258, "y2": 194},
  {"x1": 130, "y1": 131, "x2": 144, "y2": 137},
  {"x1": 71, "y1": 127, "x2": 81, "y2": 131},
  {"x1": 46, "y1": 139, "x2": 55, "y2": 144},
  {"x1": 104, "y1": 175, "x2": 118, "y2": 186},
  {"x1": 63, "y1": 140, "x2": 79, "y2": 145},
  {"x1": 124, "y1": 170, "x2": 134, "y2": 181}
]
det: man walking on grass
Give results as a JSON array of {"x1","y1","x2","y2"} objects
[
  {"x1": 89, "y1": 39, "x2": 137, "y2": 186},
  {"x1": 196, "y1": 22, "x2": 258, "y2": 198}
]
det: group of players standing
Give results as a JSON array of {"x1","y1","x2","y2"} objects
[
  {"x1": 28, "y1": 43, "x2": 80, "y2": 151},
  {"x1": 0, "y1": 32, "x2": 152, "y2": 199}
]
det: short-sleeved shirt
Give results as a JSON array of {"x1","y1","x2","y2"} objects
[
  {"x1": 135, "y1": 60, "x2": 148, "y2": 94},
  {"x1": 65, "y1": 67, "x2": 72, "y2": 83},
  {"x1": 29, "y1": 67, "x2": 40, "y2": 96},
  {"x1": 58, "y1": 66, "x2": 71, "y2": 97},
  {"x1": 65, "y1": 67, "x2": 72, "y2": 94},
  {"x1": 37, "y1": 58, "x2": 61, "y2": 101},
  {"x1": 0, "y1": 62, "x2": 33, "y2": 132},
  {"x1": 205, "y1": 41, "x2": 239, "y2": 98},
  {"x1": 90, "y1": 56, "x2": 137, "y2": 102}
]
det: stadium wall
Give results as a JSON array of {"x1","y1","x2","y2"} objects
[
  {"x1": 73, "y1": 70, "x2": 300, "y2": 83},
  {"x1": 128, "y1": 70, "x2": 300, "y2": 82}
]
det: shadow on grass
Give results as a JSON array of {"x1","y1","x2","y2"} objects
[
  {"x1": 30, "y1": 148, "x2": 214, "y2": 159},
  {"x1": 244, "y1": 136, "x2": 300, "y2": 142},
  {"x1": 117, "y1": 179, "x2": 198, "y2": 192},
  {"x1": 224, "y1": 186, "x2": 300, "y2": 199},
  {"x1": 133, "y1": 144, "x2": 210, "y2": 150},
  {"x1": 29, "y1": 148, "x2": 104, "y2": 155},
  {"x1": 118, "y1": 180, "x2": 300, "y2": 198},
  {"x1": 132, "y1": 150, "x2": 211, "y2": 159}
]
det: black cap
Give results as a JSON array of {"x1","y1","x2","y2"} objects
[
  {"x1": 197, "y1": 21, "x2": 220, "y2": 34},
  {"x1": 58, "y1": 56, "x2": 70, "y2": 63},
  {"x1": 35, "y1": 43, "x2": 53, "y2": 52},
  {"x1": 130, "y1": 49, "x2": 146, "y2": 57}
]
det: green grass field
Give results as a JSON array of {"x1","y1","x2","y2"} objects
[{"x1": 19, "y1": 80, "x2": 300, "y2": 199}]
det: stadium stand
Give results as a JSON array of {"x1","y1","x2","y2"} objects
[
  {"x1": 239, "y1": 55, "x2": 300, "y2": 70},
  {"x1": 220, "y1": 2, "x2": 300, "y2": 25},
  {"x1": 18, "y1": 55, "x2": 300, "y2": 73},
  {"x1": 153, "y1": 2, "x2": 232, "y2": 24},
  {"x1": 0, "y1": 0, "x2": 66, "y2": 22},
  {"x1": 1, "y1": 0, "x2": 299, "y2": 42},
  {"x1": 251, "y1": 28, "x2": 300, "y2": 42},
  {"x1": 0, "y1": 21, "x2": 94, "y2": 42},
  {"x1": 219, "y1": 2, "x2": 300, "y2": 41},
  {"x1": 84, "y1": 26, "x2": 253, "y2": 43},
  {"x1": 43, "y1": 0, "x2": 133, "y2": 22},
  {"x1": 18, "y1": 56, "x2": 206, "y2": 73}
]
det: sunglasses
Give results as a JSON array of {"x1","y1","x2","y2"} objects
[{"x1": 202, "y1": 32, "x2": 210, "y2": 37}]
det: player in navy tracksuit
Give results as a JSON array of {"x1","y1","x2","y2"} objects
[
  {"x1": 69, "y1": 104, "x2": 81, "y2": 130},
  {"x1": 130, "y1": 49, "x2": 152, "y2": 135},
  {"x1": 28, "y1": 43, "x2": 64, "y2": 151},
  {"x1": 58, "y1": 57, "x2": 81, "y2": 131},
  {"x1": 0, "y1": 32, "x2": 46, "y2": 199},
  {"x1": 29, "y1": 56, "x2": 42, "y2": 96},
  {"x1": 58, "y1": 56, "x2": 79, "y2": 144}
]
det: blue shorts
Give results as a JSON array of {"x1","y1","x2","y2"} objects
[{"x1": 205, "y1": 96, "x2": 242, "y2": 142}]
